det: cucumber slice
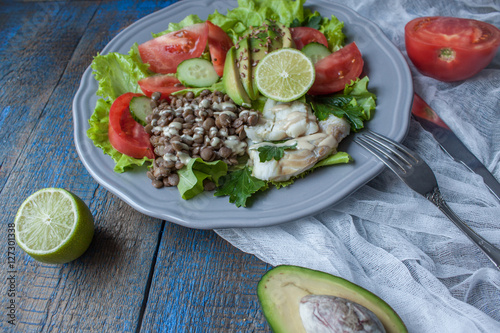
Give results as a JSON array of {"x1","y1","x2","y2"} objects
[
  {"x1": 130, "y1": 96, "x2": 153, "y2": 125},
  {"x1": 301, "y1": 42, "x2": 332, "y2": 65},
  {"x1": 176, "y1": 58, "x2": 220, "y2": 88}
]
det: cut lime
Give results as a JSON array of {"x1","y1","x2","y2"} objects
[
  {"x1": 255, "y1": 48, "x2": 315, "y2": 102},
  {"x1": 14, "y1": 188, "x2": 94, "y2": 264}
]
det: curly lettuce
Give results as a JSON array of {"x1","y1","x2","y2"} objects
[
  {"x1": 308, "y1": 77, "x2": 377, "y2": 131},
  {"x1": 90, "y1": 44, "x2": 149, "y2": 102},
  {"x1": 87, "y1": 44, "x2": 153, "y2": 172},
  {"x1": 153, "y1": 0, "x2": 345, "y2": 50},
  {"x1": 177, "y1": 158, "x2": 228, "y2": 200}
]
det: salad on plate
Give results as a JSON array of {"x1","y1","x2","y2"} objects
[{"x1": 87, "y1": 0, "x2": 376, "y2": 207}]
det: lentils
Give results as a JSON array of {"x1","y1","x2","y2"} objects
[{"x1": 146, "y1": 90, "x2": 260, "y2": 189}]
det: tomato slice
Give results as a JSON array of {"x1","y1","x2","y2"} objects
[
  {"x1": 411, "y1": 93, "x2": 450, "y2": 129},
  {"x1": 308, "y1": 42, "x2": 364, "y2": 95},
  {"x1": 138, "y1": 74, "x2": 186, "y2": 100},
  {"x1": 138, "y1": 22, "x2": 209, "y2": 74},
  {"x1": 290, "y1": 27, "x2": 329, "y2": 50},
  {"x1": 207, "y1": 21, "x2": 233, "y2": 77},
  {"x1": 109, "y1": 92, "x2": 155, "y2": 159},
  {"x1": 405, "y1": 16, "x2": 500, "y2": 81}
]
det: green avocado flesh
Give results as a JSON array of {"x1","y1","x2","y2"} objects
[
  {"x1": 223, "y1": 46, "x2": 251, "y2": 106},
  {"x1": 257, "y1": 265, "x2": 407, "y2": 333}
]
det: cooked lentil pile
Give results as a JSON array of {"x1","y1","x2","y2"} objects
[{"x1": 145, "y1": 90, "x2": 260, "y2": 189}]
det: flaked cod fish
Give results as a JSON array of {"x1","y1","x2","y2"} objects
[{"x1": 246, "y1": 99, "x2": 350, "y2": 182}]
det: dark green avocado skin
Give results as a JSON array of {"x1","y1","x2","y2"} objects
[{"x1": 257, "y1": 265, "x2": 408, "y2": 333}]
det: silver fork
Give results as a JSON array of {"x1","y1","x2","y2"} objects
[{"x1": 354, "y1": 130, "x2": 500, "y2": 270}]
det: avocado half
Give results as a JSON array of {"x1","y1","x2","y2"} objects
[{"x1": 257, "y1": 265, "x2": 407, "y2": 333}]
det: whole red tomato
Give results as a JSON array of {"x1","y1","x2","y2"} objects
[{"x1": 405, "y1": 16, "x2": 500, "y2": 82}]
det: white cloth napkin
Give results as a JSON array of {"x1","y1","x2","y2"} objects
[{"x1": 215, "y1": 0, "x2": 500, "y2": 332}]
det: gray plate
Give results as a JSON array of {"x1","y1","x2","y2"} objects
[{"x1": 73, "y1": 0, "x2": 413, "y2": 229}]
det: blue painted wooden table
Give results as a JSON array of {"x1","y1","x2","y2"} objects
[{"x1": 0, "y1": 1, "x2": 272, "y2": 331}]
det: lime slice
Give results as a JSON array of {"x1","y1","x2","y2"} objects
[
  {"x1": 255, "y1": 48, "x2": 315, "y2": 102},
  {"x1": 15, "y1": 188, "x2": 94, "y2": 264}
]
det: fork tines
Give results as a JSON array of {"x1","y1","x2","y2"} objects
[{"x1": 354, "y1": 130, "x2": 418, "y2": 175}]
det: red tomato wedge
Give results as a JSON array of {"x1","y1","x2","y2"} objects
[
  {"x1": 109, "y1": 92, "x2": 155, "y2": 159},
  {"x1": 411, "y1": 93, "x2": 450, "y2": 129},
  {"x1": 138, "y1": 22, "x2": 209, "y2": 74},
  {"x1": 308, "y1": 42, "x2": 364, "y2": 95},
  {"x1": 138, "y1": 74, "x2": 186, "y2": 100},
  {"x1": 207, "y1": 21, "x2": 233, "y2": 77},
  {"x1": 405, "y1": 16, "x2": 500, "y2": 81},
  {"x1": 290, "y1": 27, "x2": 329, "y2": 50}
]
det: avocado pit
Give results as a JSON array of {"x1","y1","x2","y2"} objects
[{"x1": 299, "y1": 294, "x2": 386, "y2": 333}]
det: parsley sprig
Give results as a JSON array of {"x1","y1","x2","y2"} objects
[{"x1": 254, "y1": 143, "x2": 297, "y2": 162}]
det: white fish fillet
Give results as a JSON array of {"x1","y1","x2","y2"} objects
[
  {"x1": 249, "y1": 133, "x2": 339, "y2": 182},
  {"x1": 245, "y1": 99, "x2": 319, "y2": 142},
  {"x1": 319, "y1": 115, "x2": 350, "y2": 142},
  {"x1": 248, "y1": 104, "x2": 351, "y2": 182}
]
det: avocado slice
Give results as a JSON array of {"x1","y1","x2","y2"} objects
[
  {"x1": 275, "y1": 21, "x2": 295, "y2": 48},
  {"x1": 264, "y1": 19, "x2": 283, "y2": 51},
  {"x1": 257, "y1": 265, "x2": 407, "y2": 333},
  {"x1": 247, "y1": 29, "x2": 269, "y2": 98},
  {"x1": 236, "y1": 37, "x2": 256, "y2": 100},
  {"x1": 223, "y1": 46, "x2": 251, "y2": 106}
]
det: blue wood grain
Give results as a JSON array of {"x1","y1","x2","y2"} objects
[
  {"x1": 0, "y1": 0, "x2": 272, "y2": 332},
  {"x1": 0, "y1": 1, "x2": 165, "y2": 332},
  {"x1": 141, "y1": 224, "x2": 271, "y2": 332}
]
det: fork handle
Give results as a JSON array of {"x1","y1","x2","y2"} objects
[{"x1": 427, "y1": 187, "x2": 500, "y2": 270}]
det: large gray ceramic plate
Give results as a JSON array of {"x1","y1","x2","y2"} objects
[{"x1": 73, "y1": 0, "x2": 412, "y2": 229}]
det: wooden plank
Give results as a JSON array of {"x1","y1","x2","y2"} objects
[
  {"x1": 141, "y1": 224, "x2": 271, "y2": 332},
  {"x1": 0, "y1": 1, "x2": 165, "y2": 332},
  {"x1": 0, "y1": 0, "x2": 82, "y2": 190},
  {"x1": 1, "y1": 1, "x2": 273, "y2": 332}
]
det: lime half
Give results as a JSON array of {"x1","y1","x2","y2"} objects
[
  {"x1": 15, "y1": 188, "x2": 94, "y2": 264},
  {"x1": 255, "y1": 48, "x2": 315, "y2": 102}
]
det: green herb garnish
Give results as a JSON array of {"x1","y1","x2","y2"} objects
[
  {"x1": 255, "y1": 143, "x2": 297, "y2": 162},
  {"x1": 214, "y1": 167, "x2": 268, "y2": 207}
]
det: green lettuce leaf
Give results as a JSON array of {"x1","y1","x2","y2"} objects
[
  {"x1": 313, "y1": 151, "x2": 352, "y2": 168},
  {"x1": 152, "y1": 14, "x2": 205, "y2": 38},
  {"x1": 90, "y1": 43, "x2": 150, "y2": 102},
  {"x1": 150, "y1": 0, "x2": 345, "y2": 56},
  {"x1": 308, "y1": 76, "x2": 376, "y2": 131},
  {"x1": 87, "y1": 44, "x2": 153, "y2": 172},
  {"x1": 207, "y1": 11, "x2": 247, "y2": 38},
  {"x1": 177, "y1": 158, "x2": 228, "y2": 200},
  {"x1": 289, "y1": 9, "x2": 344, "y2": 51},
  {"x1": 343, "y1": 76, "x2": 377, "y2": 120},
  {"x1": 319, "y1": 14, "x2": 345, "y2": 51},
  {"x1": 86, "y1": 98, "x2": 152, "y2": 173},
  {"x1": 214, "y1": 166, "x2": 268, "y2": 207}
]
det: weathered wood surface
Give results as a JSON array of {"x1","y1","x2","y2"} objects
[{"x1": 0, "y1": 1, "x2": 271, "y2": 331}]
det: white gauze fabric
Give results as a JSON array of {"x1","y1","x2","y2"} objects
[{"x1": 215, "y1": 0, "x2": 500, "y2": 332}]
